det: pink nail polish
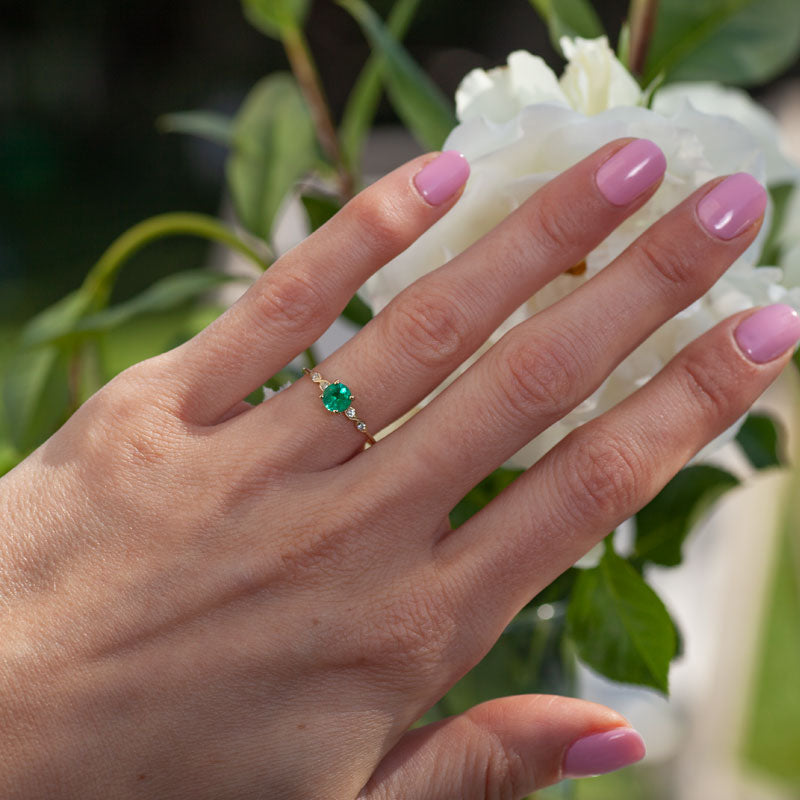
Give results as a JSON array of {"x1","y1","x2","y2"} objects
[
  {"x1": 734, "y1": 304, "x2": 800, "y2": 364},
  {"x1": 563, "y1": 728, "x2": 646, "y2": 779},
  {"x1": 595, "y1": 139, "x2": 666, "y2": 206},
  {"x1": 697, "y1": 173, "x2": 767, "y2": 240},
  {"x1": 413, "y1": 150, "x2": 470, "y2": 206}
]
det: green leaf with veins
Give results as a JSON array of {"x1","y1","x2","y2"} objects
[
  {"x1": 527, "y1": 0, "x2": 605, "y2": 55},
  {"x1": 567, "y1": 545, "x2": 677, "y2": 693},
  {"x1": 634, "y1": 465, "x2": 739, "y2": 567},
  {"x1": 227, "y1": 73, "x2": 318, "y2": 242},
  {"x1": 338, "y1": 0, "x2": 456, "y2": 151},
  {"x1": 643, "y1": 0, "x2": 800, "y2": 87}
]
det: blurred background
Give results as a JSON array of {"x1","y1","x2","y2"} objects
[{"x1": 2, "y1": 1, "x2": 800, "y2": 798}]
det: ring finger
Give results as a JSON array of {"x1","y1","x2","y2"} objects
[
  {"x1": 377, "y1": 170, "x2": 768, "y2": 514},
  {"x1": 249, "y1": 137, "x2": 668, "y2": 468}
]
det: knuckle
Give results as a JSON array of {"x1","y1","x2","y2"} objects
[
  {"x1": 347, "y1": 191, "x2": 408, "y2": 260},
  {"x1": 252, "y1": 269, "x2": 328, "y2": 336},
  {"x1": 680, "y1": 355, "x2": 732, "y2": 420},
  {"x1": 384, "y1": 283, "x2": 471, "y2": 370},
  {"x1": 634, "y1": 231, "x2": 696, "y2": 291},
  {"x1": 565, "y1": 431, "x2": 643, "y2": 519},
  {"x1": 479, "y1": 733, "x2": 523, "y2": 800},
  {"x1": 526, "y1": 195, "x2": 578, "y2": 256},
  {"x1": 496, "y1": 332, "x2": 582, "y2": 418}
]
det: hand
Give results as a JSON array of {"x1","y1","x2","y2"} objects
[{"x1": 1, "y1": 139, "x2": 796, "y2": 799}]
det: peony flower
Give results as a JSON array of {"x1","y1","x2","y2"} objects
[{"x1": 365, "y1": 37, "x2": 800, "y2": 467}]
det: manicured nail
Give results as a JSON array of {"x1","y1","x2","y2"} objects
[
  {"x1": 413, "y1": 150, "x2": 470, "y2": 206},
  {"x1": 595, "y1": 139, "x2": 666, "y2": 206},
  {"x1": 563, "y1": 728, "x2": 646, "y2": 779},
  {"x1": 697, "y1": 172, "x2": 767, "y2": 240},
  {"x1": 734, "y1": 304, "x2": 800, "y2": 364}
]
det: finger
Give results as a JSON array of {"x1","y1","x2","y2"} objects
[
  {"x1": 168, "y1": 150, "x2": 470, "y2": 424},
  {"x1": 443, "y1": 305, "x2": 800, "y2": 638},
  {"x1": 382, "y1": 172, "x2": 768, "y2": 511},
  {"x1": 245, "y1": 138, "x2": 667, "y2": 468},
  {"x1": 359, "y1": 696, "x2": 644, "y2": 800}
]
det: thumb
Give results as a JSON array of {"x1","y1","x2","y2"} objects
[{"x1": 359, "y1": 695, "x2": 645, "y2": 800}]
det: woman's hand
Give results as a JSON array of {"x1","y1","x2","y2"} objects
[{"x1": 1, "y1": 139, "x2": 797, "y2": 799}]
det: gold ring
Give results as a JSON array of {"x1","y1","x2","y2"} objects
[{"x1": 303, "y1": 368, "x2": 376, "y2": 446}]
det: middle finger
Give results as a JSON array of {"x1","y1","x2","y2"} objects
[
  {"x1": 379, "y1": 171, "x2": 767, "y2": 514},
  {"x1": 249, "y1": 138, "x2": 667, "y2": 468}
]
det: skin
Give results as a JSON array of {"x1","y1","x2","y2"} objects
[{"x1": 0, "y1": 139, "x2": 790, "y2": 799}]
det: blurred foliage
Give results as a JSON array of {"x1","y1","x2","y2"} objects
[
  {"x1": 2, "y1": 0, "x2": 800, "y2": 751},
  {"x1": 742, "y1": 511, "x2": 800, "y2": 787}
]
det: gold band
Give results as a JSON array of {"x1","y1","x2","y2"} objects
[{"x1": 303, "y1": 368, "x2": 377, "y2": 446}]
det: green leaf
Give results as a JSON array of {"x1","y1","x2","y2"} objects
[
  {"x1": 341, "y1": 293, "x2": 373, "y2": 327},
  {"x1": 634, "y1": 465, "x2": 739, "y2": 567},
  {"x1": 242, "y1": 0, "x2": 311, "y2": 38},
  {"x1": 74, "y1": 271, "x2": 244, "y2": 337},
  {"x1": 20, "y1": 290, "x2": 94, "y2": 349},
  {"x1": 157, "y1": 111, "x2": 235, "y2": 148},
  {"x1": 300, "y1": 192, "x2": 342, "y2": 231},
  {"x1": 527, "y1": 0, "x2": 605, "y2": 55},
  {"x1": 0, "y1": 443, "x2": 22, "y2": 477},
  {"x1": 528, "y1": 567, "x2": 580, "y2": 607},
  {"x1": 3, "y1": 345, "x2": 72, "y2": 454},
  {"x1": 227, "y1": 73, "x2": 318, "y2": 242},
  {"x1": 643, "y1": 0, "x2": 800, "y2": 87},
  {"x1": 759, "y1": 183, "x2": 795, "y2": 266},
  {"x1": 339, "y1": 0, "x2": 422, "y2": 174},
  {"x1": 567, "y1": 546, "x2": 677, "y2": 693},
  {"x1": 437, "y1": 604, "x2": 577, "y2": 718},
  {"x1": 449, "y1": 467, "x2": 524, "y2": 529},
  {"x1": 736, "y1": 413, "x2": 784, "y2": 470},
  {"x1": 338, "y1": 0, "x2": 456, "y2": 151}
]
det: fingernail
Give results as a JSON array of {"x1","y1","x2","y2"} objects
[
  {"x1": 413, "y1": 150, "x2": 470, "y2": 206},
  {"x1": 595, "y1": 139, "x2": 666, "y2": 206},
  {"x1": 563, "y1": 728, "x2": 646, "y2": 779},
  {"x1": 697, "y1": 172, "x2": 767, "y2": 240},
  {"x1": 734, "y1": 304, "x2": 800, "y2": 364}
]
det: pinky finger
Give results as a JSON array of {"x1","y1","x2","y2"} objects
[
  {"x1": 444, "y1": 304, "x2": 800, "y2": 634},
  {"x1": 358, "y1": 695, "x2": 645, "y2": 800}
]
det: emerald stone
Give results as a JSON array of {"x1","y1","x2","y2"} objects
[{"x1": 322, "y1": 382, "x2": 352, "y2": 413}]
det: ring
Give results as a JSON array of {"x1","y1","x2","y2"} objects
[{"x1": 303, "y1": 368, "x2": 377, "y2": 446}]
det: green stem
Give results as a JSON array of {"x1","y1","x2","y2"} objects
[
  {"x1": 628, "y1": 0, "x2": 660, "y2": 79},
  {"x1": 82, "y1": 212, "x2": 270, "y2": 308},
  {"x1": 282, "y1": 26, "x2": 354, "y2": 200}
]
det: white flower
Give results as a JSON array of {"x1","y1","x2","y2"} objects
[
  {"x1": 365, "y1": 39, "x2": 800, "y2": 468},
  {"x1": 455, "y1": 37, "x2": 641, "y2": 124}
]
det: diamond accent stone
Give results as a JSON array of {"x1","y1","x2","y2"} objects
[
  {"x1": 356, "y1": 422, "x2": 367, "y2": 432},
  {"x1": 310, "y1": 371, "x2": 321, "y2": 382},
  {"x1": 318, "y1": 380, "x2": 330, "y2": 390},
  {"x1": 322, "y1": 382, "x2": 352, "y2": 413},
  {"x1": 345, "y1": 407, "x2": 356, "y2": 419}
]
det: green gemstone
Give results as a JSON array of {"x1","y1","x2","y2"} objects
[{"x1": 322, "y1": 382, "x2": 352, "y2": 413}]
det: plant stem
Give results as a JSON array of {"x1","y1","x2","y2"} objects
[
  {"x1": 303, "y1": 346, "x2": 317, "y2": 369},
  {"x1": 81, "y1": 213, "x2": 270, "y2": 308},
  {"x1": 282, "y1": 26, "x2": 354, "y2": 200},
  {"x1": 628, "y1": 0, "x2": 660, "y2": 79}
]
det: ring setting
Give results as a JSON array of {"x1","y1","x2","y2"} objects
[{"x1": 303, "y1": 368, "x2": 376, "y2": 445}]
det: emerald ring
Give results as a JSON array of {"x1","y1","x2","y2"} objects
[{"x1": 303, "y1": 368, "x2": 376, "y2": 446}]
